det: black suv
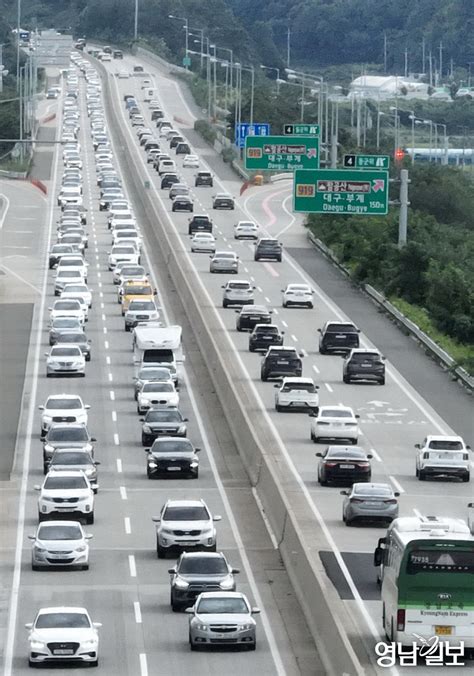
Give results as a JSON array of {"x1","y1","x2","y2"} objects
[
  {"x1": 161, "y1": 173, "x2": 180, "y2": 189},
  {"x1": 254, "y1": 238, "x2": 282, "y2": 262},
  {"x1": 195, "y1": 171, "x2": 213, "y2": 187},
  {"x1": 249, "y1": 324, "x2": 284, "y2": 352},
  {"x1": 318, "y1": 321, "x2": 360, "y2": 354},
  {"x1": 235, "y1": 305, "x2": 272, "y2": 332},
  {"x1": 145, "y1": 437, "x2": 200, "y2": 479},
  {"x1": 169, "y1": 552, "x2": 239, "y2": 611},
  {"x1": 141, "y1": 408, "x2": 188, "y2": 445},
  {"x1": 261, "y1": 346, "x2": 303, "y2": 381},
  {"x1": 151, "y1": 109, "x2": 164, "y2": 121},
  {"x1": 188, "y1": 214, "x2": 212, "y2": 235},
  {"x1": 343, "y1": 349, "x2": 385, "y2": 385}
]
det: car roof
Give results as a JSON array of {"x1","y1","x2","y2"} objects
[
  {"x1": 281, "y1": 377, "x2": 314, "y2": 384},
  {"x1": 241, "y1": 305, "x2": 268, "y2": 313},
  {"x1": 37, "y1": 606, "x2": 89, "y2": 615},
  {"x1": 425, "y1": 435, "x2": 464, "y2": 443},
  {"x1": 319, "y1": 405, "x2": 354, "y2": 414},
  {"x1": 164, "y1": 499, "x2": 207, "y2": 508},
  {"x1": 198, "y1": 591, "x2": 245, "y2": 600},
  {"x1": 46, "y1": 394, "x2": 83, "y2": 401}
]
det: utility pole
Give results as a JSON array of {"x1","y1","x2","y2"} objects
[
  {"x1": 429, "y1": 51, "x2": 433, "y2": 87},
  {"x1": 439, "y1": 41, "x2": 443, "y2": 81},
  {"x1": 404, "y1": 48, "x2": 408, "y2": 78},
  {"x1": 287, "y1": 28, "x2": 291, "y2": 68},
  {"x1": 398, "y1": 169, "x2": 410, "y2": 248},
  {"x1": 383, "y1": 33, "x2": 387, "y2": 73},
  {"x1": 134, "y1": 0, "x2": 138, "y2": 41},
  {"x1": 421, "y1": 36, "x2": 425, "y2": 74}
]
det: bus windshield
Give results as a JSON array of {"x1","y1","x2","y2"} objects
[{"x1": 406, "y1": 547, "x2": 474, "y2": 575}]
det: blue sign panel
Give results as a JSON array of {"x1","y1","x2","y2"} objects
[{"x1": 235, "y1": 123, "x2": 270, "y2": 148}]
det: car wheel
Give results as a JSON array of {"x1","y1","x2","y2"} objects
[
  {"x1": 345, "y1": 519, "x2": 354, "y2": 527},
  {"x1": 157, "y1": 541, "x2": 166, "y2": 559},
  {"x1": 90, "y1": 658, "x2": 99, "y2": 667},
  {"x1": 308, "y1": 303, "x2": 314, "y2": 309},
  {"x1": 222, "y1": 300, "x2": 228, "y2": 308},
  {"x1": 418, "y1": 470, "x2": 426, "y2": 481},
  {"x1": 261, "y1": 372, "x2": 267, "y2": 381},
  {"x1": 350, "y1": 438, "x2": 358, "y2": 445},
  {"x1": 462, "y1": 473, "x2": 470, "y2": 482},
  {"x1": 249, "y1": 346, "x2": 254, "y2": 352},
  {"x1": 310, "y1": 431, "x2": 316, "y2": 442},
  {"x1": 275, "y1": 404, "x2": 282, "y2": 412},
  {"x1": 82, "y1": 564, "x2": 89, "y2": 571},
  {"x1": 319, "y1": 346, "x2": 327, "y2": 355},
  {"x1": 379, "y1": 377, "x2": 385, "y2": 385},
  {"x1": 86, "y1": 513, "x2": 94, "y2": 525},
  {"x1": 32, "y1": 564, "x2": 40, "y2": 571},
  {"x1": 190, "y1": 641, "x2": 199, "y2": 651},
  {"x1": 247, "y1": 643, "x2": 256, "y2": 651},
  {"x1": 38, "y1": 513, "x2": 46, "y2": 522},
  {"x1": 415, "y1": 467, "x2": 419, "y2": 478},
  {"x1": 320, "y1": 477, "x2": 328, "y2": 487},
  {"x1": 43, "y1": 465, "x2": 49, "y2": 475},
  {"x1": 125, "y1": 324, "x2": 130, "y2": 332},
  {"x1": 86, "y1": 354, "x2": 91, "y2": 362},
  {"x1": 343, "y1": 375, "x2": 350, "y2": 384},
  {"x1": 28, "y1": 658, "x2": 37, "y2": 668},
  {"x1": 191, "y1": 469, "x2": 199, "y2": 479}
]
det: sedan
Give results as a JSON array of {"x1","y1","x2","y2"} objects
[
  {"x1": 169, "y1": 552, "x2": 239, "y2": 611},
  {"x1": 45, "y1": 345, "x2": 85, "y2": 378},
  {"x1": 310, "y1": 405, "x2": 360, "y2": 444},
  {"x1": 42, "y1": 423, "x2": 96, "y2": 468},
  {"x1": 141, "y1": 407, "x2": 188, "y2": 445},
  {"x1": 47, "y1": 450, "x2": 100, "y2": 490},
  {"x1": 25, "y1": 606, "x2": 101, "y2": 667},
  {"x1": 341, "y1": 483, "x2": 399, "y2": 526},
  {"x1": 28, "y1": 521, "x2": 93, "y2": 570},
  {"x1": 210, "y1": 251, "x2": 239, "y2": 274},
  {"x1": 35, "y1": 470, "x2": 95, "y2": 523},
  {"x1": 113, "y1": 263, "x2": 147, "y2": 285},
  {"x1": 54, "y1": 269, "x2": 86, "y2": 295},
  {"x1": 38, "y1": 394, "x2": 90, "y2": 438},
  {"x1": 190, "y1": 233, "x2": 216, "y2": 253},
  {"x1": 235, "y1": 305, "x2": 272, "y2": 332},
  {"x1": 145, "y1": 437, "x2": 201, "y2": 479},
  {"x1": 49, "y1": 317, "x2": 83, "y2": 345},
  {"x1": 172, "y1": 195, "x2": 194, "y2": 212},
  {"x1": 137, "y1": 381, "x2": 179, "y2": 414},
  {"x1": 212, "y1": 193, "x2": 235, "y2": 210},
  {"x1": 54, "y1": 331, "x2": 91, "y2": 361},
  {"x1": 133, "y1": 366, "x2": 173, "y2": 400},
  {"x1": 182, "y1": 154, "x2": 200, "y2": 168},
  {"x1": 187, "y1": 592, "x2": 259, "y2": 650},
  {"x1": 57, "y1": 295, "x2": 88, "y2": 323},
  {"x1": 49, "y1": 299, "x2": 84, "y2": 325},
  {"x1": 234, "y1": 220, "x2": 259, "y2": 240},
  {"x1": 61, "y1": 283, "x2": 92, "y2": 308},
  {"x1": 49, "y1": 244, "x2": 74, "y2": 269},
  {"x1": 282, "y1": 283, "x2": 314, "y2": 308},
  {"x1": 316, "y1": 446, "x2": 373, "y2": 486},
  {"x1": 108, "y1": 244, "x2": 140, "y2": 269}
]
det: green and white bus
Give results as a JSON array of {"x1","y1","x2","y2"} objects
[{"x1": 374, "y1": 515, "x2": 474, "y2": 652}]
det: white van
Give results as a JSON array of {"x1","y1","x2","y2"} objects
[{"x1": 133, "y1": 325, "x2": 183, "y2": 384}]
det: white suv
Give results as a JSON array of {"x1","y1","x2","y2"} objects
[
  {"x1": 152, "y1": 499, "x2": 221, "y2": 558},
  {"x1": 222, "y1": 280, "x2": 256, "y2": 308},
  {"x1": 38, "y1": 394, "x2": 90, "y2": 438},
  {"x1": 35, "y1": 470, "x2": 95, "y2": 523},
  {"x1": 415, "y1": 435, "x2": 470, "y2": 482},
  {"x1": 274, "y1": 377, "x2": 319, "y2": 412}
]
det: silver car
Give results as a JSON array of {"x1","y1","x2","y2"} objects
[
  {"x1": 29, "y1": 520, "x2": 93, "y2": 570},
  {"x1": 187, "y1": 592, "x2": 259, "y2": 650},
  {"x1": 49, "y1": 317, "x2": 83, "y2": 345},
  {"x1": 341, "y1": 483, "x2": 399, "y2": 526},
  {"x1": 210, "y1": 251, "x2": 239, "y2": 274},
  {"x1": 47, "y1": 449, "x2": 100, "y2": 491},
  {"x1": 45, "y1": 345, "x2": 86, "y2": 377}
]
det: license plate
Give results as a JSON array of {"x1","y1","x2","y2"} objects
[
  {"x1": 435, "y1": 626, "x2": 452, "y2": 636},
  {"x1": 339, "y1": 464, "x2": 355, "y2": 469},
  {"x1": 57, "y1": 507, "x2": 75, "y2": 511},
  {"x1": 249, "y1": 317, "x2": 259, "y2": 321},
  {"x1": 277, "y1": 360, "x2": 289, "y2": 365},
  {"x1": 137, "y1": 315, "x2": 148, "y2": 319},
  {"x1": 167, "y1": 466, "x2": 181, "y2": 471},
  {"x1": 335, "y1": 334, "x2": 346, "y2": 339},
  {"x1": 361, "y1": 364, "x2": 372, "y2": 368},
  {"x1": 54, "y1": 649, "x2": 74, "y2": 655},
  {"x1": 366, "y1": 502, "x2": 382, "y2": 507}
]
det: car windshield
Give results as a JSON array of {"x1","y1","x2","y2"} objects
[
  {"x1": 44, "y1": 475, "x2": 88, "y2": 489},
  {"x1": 113, "y1": 247, "x2": 136, "y2": 254},
  {"x1": 146, "y1": 410, "x2": 181, "y2": 422},
  {"x1": 142, "y1": 383, "x2": 173, "y2": 393},
  {"x1": 320, "y1": 409, "x2": 353, "y2": 418},
  {"x1": 46, "y1": 398, "x2": 82, "y2": 410},
  {"x1": 215, "y1": 253, "x2": 235, "y2": 259},
  {"x1": 47, "y1": 427, "x2": 88, "y2": 441},
  {"x1": 196, "y1": 597, "x2": 248, "y2": 614},
  {"x1": 52, "y1": 246, "x2": 73, "y2": 253},
  {"x1": 326, "y1": 448, "x2": 366, "y2": 459},
  {"x1": 64, "y1": 285, "x2": 87, "y2": 293},
  {"x1": 288, "y1": 285, "x2": 310, "y2": 292},
  {"x1": 38, "y1": 524, "x2": 82, "y2": 540},
  {"x1": 139, "y1": 368, "x2": 170, "y2": 380},
  {"x1": 35, "y1": 612, "x2": 90, "y2": 629},
  {"x1": 351, "y1": 353, "x2": 380, "y2": 362},
  {"x1": 179, "y1": 557, "x2": 228, "y2": 575},
  {"x1": 255, "y1": 326, "x2": 278, "y2": 334},
  {"x1": 129, "y1": 301, "x2": 155, "y2": 311},
  {"x1": 353, "y1": 484, "x2": 392, "y2": 496},
  {"x1": 52, "y1": 318, "x2": 80, "y2": 328},
  {"x1": 152, "y1": 440, "x2": 191, "y2": 453},
  {"x1": 57, "y1": 270, "x2": 80, "y2": 277},
  {"x1": 125, "y1": 286, "x2": 150, "y2": 295},
  {"x1": 238, "y1": 222, "x2": 254, "y2": 228},
  {"x1": 51, "y1": 451, "x2": 93, "y2": 465},
  {"x1": 229, "y1": 283, "x2": 250, "y2": 289},
  {"x1": 269, "y1": 350, "x2": 296, "y2": 359},
  {"x1": 50, "y1": 347, "x2": 81, "y2": 357},
  {"x1": 428, "y1": 440, "x2": 463, "y2": 450},
  {"x1": 326, "y1": 323, "x2": 358, "y2": 333},
  {"x1": 163, "y1": 506, "x2": 208, "y2": 521}
]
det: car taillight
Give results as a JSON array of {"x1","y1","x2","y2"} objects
[
  {"x1": 383, "y1": 499, "x2": 397, "y2": 504},
  {"x1": 344, "y1": 422, "x2": 356, "y2": 426},
  {"x1": 325, "y1": 462, "x2": 338, "y2": 467},
  {"x1": 397, "y1": 609, "x2": 405, "y2": 631},
  {"x1": 350, "y1": 498, "x2": 365, "y2": 503},
  {"x1": 356, "y1": 462, "x2": 369, "y2": 467},
  {"x1": 318, "y1": 422, "x2": 330, "y2": 426}
]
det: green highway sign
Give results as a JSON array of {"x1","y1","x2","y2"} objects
[
  {"x1": 182, "y1": 56, "x2": 191, "y2": 67},
  {"x1": 283, "y1": 123, "x2": 320, "y2": 136},
  {"x1": 244, "y1": 135, "x2": 320, "y2": 171},
  {"x1": 293, "y1": 169, "x2": 389, "y2": 215},
  {"x1": 343, "y1": 153, "x2": 390, "y2": 169}
]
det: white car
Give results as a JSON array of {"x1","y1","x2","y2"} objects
[
  {"x1": 108, "y1": 244, "x2": 140, "y2": 269},
  {"x1": 153, "y1": 499, "x2": 220, "y2": 556},
  {"x1": 26, "y1": 606, "x2": 101, "y2": 667},
  {"x1": 35, "y1": 470, "x2": 95, "y2": 523},
  {"x1": 182, "y1": 154, "x2": 200, "y2": 168},
  {"x1": 310, "y1": 405, "x2": 360, "y2": 444},
  {"x1": 415, "y1": 435, "x2": 471, "y2": 482},
  {"x1": 49, "y1": 299, "x2": 84, "y2": 325},
  {"x1": 61, "y1": 283, "x2": 92, "y2": 308},
  {"x1": 108, "y1": 210, "x2": 136, "y2": 228},
  {"x1": 118, "y1": 70, "x2": 129, "y2": 79},
  {"x1": 45, "y1": 345, "x2": 86, "y2": 377},
  {"x1": 54, "y1": 269, "x2": 86, "y2": 295},
  {"x1": 38, "y1": 394, "x2": 90, "y2": 437},
  {"x1": 282, "y1": 283, "x2": 314, "y2": 308},
  {"x1": 58, "y1": 294, "x2": 88, "y2": 322},
  {"x1": 234, "y1": 220, "x2": 259, "y2": 240},
  {"x1": 124, "y1": 299, "x2": 160, "y2": 331},
  {"x1": 113, "y1": 263, "x2": 147, "y2": 285},
  {"x1": 29, "y1": 520, "x2": 93, "y2": 570},
  {"x1": 56, "y1": 254, "x2": 88, "y2": 279},
  {"x1": 158, "y1": 159, "x2": 176, "y2": 174},
  {"x1": 57, "y1": 187, "x2": 83, "y2": 207},
  {"x1": 222, "y1": 279, "x2": 255, "y2": 308},
  {"x1": 190, "y1": 232, "x2": 216, "y2": 253},
  {"x1": 210, "y1": 251, "x2": 239, "y2": 274},
  {"x1": 137, "y1": 382, "x2": 179, "y2": 414},
  {"x1": 113, "y1": 229, "x2": 142, "y2": 249},
  {"x1": 274, "y1": 377, "x2": 319, "y2": 412}
]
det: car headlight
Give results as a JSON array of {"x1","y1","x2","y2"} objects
[
  {"x1": 82, "y1": 638, "x2": 97, "y2": 647},
  {"x1": 30, "y1": 640, "x2": 46, "y2": 651},
  {"x1": 76, "y1": 545, "x2": 87, "y2": 553},
  {"x1": 189, "y1": 461, "x2": 198, "y2": 468},
  {"x1": 177, "y1": 425, "x2": 186, "y2": 434},
  {"x1": 143, "y1": 425, "x2": 152, "y2": 433},
  {"x1": 148, "y1": 461, "x2": 157, "y2": 468},
  {"x1": 84, "y1": 468, "x2": 94, "y2": 476},
  {"x1": 34, "y1": 545, "x2": 46, "y2": 552},
  {"x1": 239, "y1": 623, "x2": 253, "y2": 631},
  {"x1": 219, "y1": 575, "x2": 234, "y2": 590},
  {"x1": 42, "y1": 415, "x2": 52, "y2": 423},
  {"x1": 72, "y1": 361, "x2": 83, "y2": 367},
  {"x1": 160, "y1": 528, "x2": 173, "y2": 535},
  {"x1": 196, "y1": 624, "x2": 208, "y2": 631},
  {"x1": 174, "y1": 577, "x2": 189, "y2": 589}
]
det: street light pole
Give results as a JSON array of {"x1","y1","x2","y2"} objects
[
  {"x1": 16, "y1": 0, "x2": 21, "y2": 89},
  {"x1": 134, "y1": 0, "x2": 138, "y2": 41},
  {"x1": 408, "y1": 112, "x2": 415, "y2": 164},
  {"x1": 287, "y1": 27, "x2": 291, "y2": 68}
]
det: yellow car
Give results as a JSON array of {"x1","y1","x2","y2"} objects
[{"x1": 121, "y1": 281, "x2": 155, "y2": 315}]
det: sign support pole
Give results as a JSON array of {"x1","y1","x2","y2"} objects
[{"x1": 398, "y1": 169, "x2": 410, "y2": 248}]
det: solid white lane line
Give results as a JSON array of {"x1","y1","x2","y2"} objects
[
  {"x1": 128, "y1": 555, "x2": 137, "y2": 577},
  {"x1": 112, "y1": 411, "x2": 117, "y2": 422},
  {"x1": 251, "y1": 487, "x2": 278, "y2": 549},
  {"x1": 134, "y1": 601, "x2": 142, "y2": 623},
  {"x1": 389, "y1": 476, "x2": 405, "y2": 494},
  {"x1": 139, "y1": 654, "x2": 148, "y2": 676},
  {"x1": 106, "y1": 356, "x2": 111, "y2": 365},
  {"x1": 114, "y1": 433, "x2": 120, "y2": 446},
  {"x1": 312, "y1": 364, "x2": 320, "y2": 374},
  {"x1": 120, "y1": 486, "x2": 128, "y2": 500},
  {"x1": 325, "y1": 383, "x2": 333, "y2": 393},
  {"x1": 124, "y1": 517, "x2": 131, "y2": 534},
  {"x1": 110, "y1": 390, "x2": 115, "y2": 400},
  {"x1": 370, "y1": 448, "x2": 383, "y2": 462},
  {"x1": 116, "y1": 458, "x2": 122, "y2": 473},
  {"x1": 291, "y1": 334, "x2": 298, "y2": 342}
]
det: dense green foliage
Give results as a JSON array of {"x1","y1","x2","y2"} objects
[{"x1": 306, "y1": 165, "x2": 474, "y2": 369}]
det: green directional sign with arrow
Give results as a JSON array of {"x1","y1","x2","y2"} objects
[
  {"x1": 244, "y1": 135, "x2": 320, "y2": 171},
  {"x1": 293, "y1": 169, "x2": 389, "y2": 215}
]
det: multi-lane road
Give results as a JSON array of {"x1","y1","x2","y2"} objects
[{"x1": 1, "y1": 46, "x2": 472, "y2": 675}]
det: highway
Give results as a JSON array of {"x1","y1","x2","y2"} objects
[
  {"x1": 1, "y1": 62, "x2": 320, "y2": 674},
  {"x1": 97, "y1": 51, "x2": 473, "y2": 674}
]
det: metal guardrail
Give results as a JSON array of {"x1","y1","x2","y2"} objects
[{"x1": 307, "y1": 231, "x2": 473, "y2": 392}]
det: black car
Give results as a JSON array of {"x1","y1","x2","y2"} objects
[
  {"x1": 172, "y1": 195, "x2": 194, "y2": 212},
  {"x1": 169, "y1": 136, "x2": 185, "y2": 149},
  {"x1": 55, "y1": 331, "x2": 91, "y2": 361},
  {"x1": 249, "y1": 324, "x2": 284, "y2": 352},
  {"x1": 152, "y1": 109, "x2": 164, "y2": 121},
  {"x1": 161, "y1": 173, "x2": 180, "y2": 189},
  {"x1": 141, "y1": 408, "x2": 188, "y2": 446},
  {"x1": 343, "y1": 349, "x2": 385, "y2": 384},
  {"x1": 261, "y1": 346, "x2": 303, "y2": 381},
  {"x1": 169, "y1": 552, "x2": 239, "y2": 611},
  {"x1": 49, "y1": 244, "x2": 74, "y2": 269},
  {"x1": 188, "y1": 214, "x2": 212, "y2": 235},
  {"x1": 316, "y1": 446, "x2": 373, "y2": 486},
  {"x1": 113, "y1": 50, "x2": 123, "y2": 59},
  {"x1": 212, "y1": 193, "x2": 235, "y2": 210},
  {"x1": 318, "y1": 321, "x2": 360, "y2": 355},
  {"x1": 145, "y1": 437, "x2": 200, "y2": 479},
  {"x1": 195, "y1": 171, "x2": 213, "y2": 187},
  {"x1": 175, "y1": 142, "x2": 191, "y2": 155},
  {"x1": 235, "y1": 305, "x2": 272, "y2": 332},
  {"x1": 254, "y1": 238, "x2": 282, "y2": 262}
]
